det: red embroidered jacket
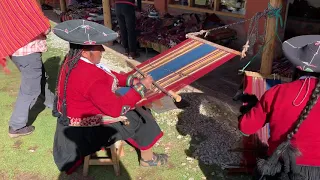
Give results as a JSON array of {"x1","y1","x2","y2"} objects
[
  {"x1": 57, "y1": 60, "x2": 142, "y2": 126},
  {"x1": 239, "y1": 78, "x2": 320, "y2": 166}
]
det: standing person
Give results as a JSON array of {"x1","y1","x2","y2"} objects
[
  {"x1": 0, "y1": 0, "x2": 54, "y2": 138},
  {"x1": 114, "y1": 0, "x2": 141, "y2": 59},
  {"x1": 9, "y1": 29, "x2": 55, "y2": 138},
  {"x1": 238, "y1": 35, "x2": 320, "y2": 180},
  {"x1": 52, "y1": 20, "x2": 168, "y2": 173}
]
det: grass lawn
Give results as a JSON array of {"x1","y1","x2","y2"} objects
[{"x1": 0, "y1": 23, "x2": 250, "y2": 180}]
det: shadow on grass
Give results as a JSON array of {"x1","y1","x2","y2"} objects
[
  {"x1": 54, "y1": 124, "x2": 133, "y2": 180},
  {"x1": 44, "y1": 56, "x2": 62, "y2": 93},
  {"x1": 174, "y1": 93, "x2": 251, "y2": 180}
]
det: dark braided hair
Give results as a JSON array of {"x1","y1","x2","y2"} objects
[
  {"x1": 256, "y1": 74, "x2": 320, "y2": 179},
  {"x1": 52, "y1": 43, "x2": 84, "y2": 126}
]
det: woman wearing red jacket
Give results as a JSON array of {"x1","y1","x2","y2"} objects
[
  {"x1": 51, "y1": 20, "x2": 168, "y2": 174},
  {"x1": 238, "y1": 35, "x2": 320, "y2": 180}
]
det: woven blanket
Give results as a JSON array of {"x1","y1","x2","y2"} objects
[
  {"x1": 117, "y1": 37, "x2": 240, "y2": 106},
  {"x1": 0, "y1": 0, "x2": 50, "y2": 72}
]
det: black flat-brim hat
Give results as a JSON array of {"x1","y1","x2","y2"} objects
[
  {"x1": 282, "y1": 35, "x2": 320, "y2": 73},
  {"x1": 52, "y1": 20, "x2": 118, "y2": 45}
]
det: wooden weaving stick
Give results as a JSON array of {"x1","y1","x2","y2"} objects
[
  {"x1": 126, "y1": 60, "x2": 182, "y2": 103},
  {"x1": 186, "y1": 34, "x2": 242, "y2": 56},
  {"x1": 102, "y1": 44, "x2": 181, "y2": 102}
]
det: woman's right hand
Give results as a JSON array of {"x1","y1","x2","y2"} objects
[{"x1": 140, "y1": 75, "x2": 153, "y2": 89}]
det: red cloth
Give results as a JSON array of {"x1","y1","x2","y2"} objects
[
  {"x1": 57, "y1": 60, "x2": 142, "y2": 119},
  {"x1": 114, "y1": 0, "x2": 136, "y2": 6},
  {"x1": 239, "y1": 78, "x2": 320, "y2": 166},
  {"x1": 0, "y1": 0, "x2": 50, "y2": 72}
]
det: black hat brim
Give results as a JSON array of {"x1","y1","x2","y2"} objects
[
  {"x1": 282, "y1": 35, "x2": 320, "y2": 73},
  {"x1": 52, "y1": 20, "x2": 118, "y2": 45}
]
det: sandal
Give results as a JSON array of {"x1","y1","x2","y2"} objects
[{"x1": 140, "y1": 153, "x2": 168, "y2": 167}]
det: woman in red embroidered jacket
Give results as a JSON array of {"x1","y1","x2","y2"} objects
[
  {"x1": 51, "y1": 20, "x2": 168, "y2": 173},
  {"x1": 238, "y1": 35, "x2": 320, "y2": 180}
]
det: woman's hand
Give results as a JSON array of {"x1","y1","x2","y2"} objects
[
  {"x1": 140, "y1": 75, "x2": 153, "y2": 89},
  {"x1": 238, "y1": 93, "x2": 258, "y2": 114},
  {"x1": 132, "y1": 78, "x2": 140, "y2": 86}
]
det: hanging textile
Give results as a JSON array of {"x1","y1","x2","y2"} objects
[
  {"x1": 240, "y1": 71, "x2": 291, "y2": 167},
  {"x1": 0, "y1": 0, "x2": 50, "y2": 72}
]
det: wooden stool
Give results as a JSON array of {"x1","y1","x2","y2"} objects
[{"x1": 83, "y1": 140, "x2": 124, "y2": 176}]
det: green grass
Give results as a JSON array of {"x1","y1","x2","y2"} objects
[{"x1": 0, "y1": 30, "x2": 250, "y2": 180}]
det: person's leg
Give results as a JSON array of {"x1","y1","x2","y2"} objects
[
  {"x1": 39, "y1": 57, "x2": 54, "y2": 109},
  {"x1": 115, "y1": 4, "x2": 129, "y2": 55},
  {"x1": 123, "y1": 5, "x2": 139, "y2": 58},
  {"x1": 124, "y1": 107, "x2": 167, "y2": 166},
  {"x1": 140, "y1": 149, "x2": 153, "y2": 160},
  {"x1": 9, "y1": 53, "x2": 43, "y2": 137},
  {"x1": 106, "y1": 107, "x2": 167, "y2": 166}
]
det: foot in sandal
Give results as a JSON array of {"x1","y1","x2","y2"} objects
[{"x1": 140, "y1": 153, "x2": 168, "y2": 167}]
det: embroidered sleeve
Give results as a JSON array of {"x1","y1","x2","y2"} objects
[
  {"x1": 126, "y1": 75, "x2": 139, "y2": 87},
  {"x1": 126, "y1": 75, "x2": 134, "y2": 86},
  {"x1": 132, "y1": 83, "x2": 147, "y2": 98},
  {"x1": 238, "y1": 86, "x2": 277, "y2": 135}
]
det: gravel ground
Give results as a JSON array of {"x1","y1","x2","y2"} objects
[{"x1": 174, "y1": 93, "x2": 243, "y2": 167}]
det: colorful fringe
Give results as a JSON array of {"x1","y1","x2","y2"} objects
[{"x1": 0, "y1": 0, "x2": 50, "y2": 72}]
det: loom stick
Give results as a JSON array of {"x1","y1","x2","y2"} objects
[
  {"x1": 102, "y1": 44, "x2": 182, "y2": 102},
  {"x1": 186, "y1": 34, "x2": 242, "y2": 56},
  {"x1": 126, "y1": 60, "x2": 182, "y2": 103}
]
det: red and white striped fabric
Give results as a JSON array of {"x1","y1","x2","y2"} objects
[{"x1": 0, "y1": 0, "x2": 50, "y2": 72}]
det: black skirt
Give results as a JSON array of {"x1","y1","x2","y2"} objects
[{"x1": 53, "y1": 107, "x2": 163, "y2": 172}]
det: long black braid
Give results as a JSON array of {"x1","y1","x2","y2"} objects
[
  {"x1": 256, "y1": 75, "x2": 320, "y2": 179},
  {"x1": 52, "y1": 43, "x2": 84, "y2": 126}
]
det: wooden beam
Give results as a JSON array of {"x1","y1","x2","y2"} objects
[
  {"x1": 102, "y1": 0, "x2": 112, "y2": 29},
  {"x1": 186, "y1": 34, "x2": 242, "y2": 55},
  {"x1": 214, "y1": 0, "x2": 220, "y2": 11},
  {"x1": 59, "y1": 0, "x2": 67, "y2": 12},
  {"x1": 168, "y1": 4, "x2": 245, "y2": 18},
  {"x1": 102, "y1": 0, "x2": 113, "y2": 46},
  {"x1": 260, "y1": 0, "x2": 282, "y2": 75},
  {"x1": 188, "y1": 0, "x2": 193, "y2": 7},
  {"x1": 142, "y1": 1, "x2": 154, "y2": 5}
]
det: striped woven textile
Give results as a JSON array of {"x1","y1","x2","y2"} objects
[
  {"x1": 116, "y1": 37, "x2": 239, "y2": 106},
  {"x1": 241, "y1": 71, "x2": 291, "y2": 165},
  {"x1": 0, "y1": 0, "x2": 50, "y2": 72}
]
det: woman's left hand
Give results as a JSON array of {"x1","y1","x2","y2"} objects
[{"x1": 133, "y1": 78, "x2": 140, "y2": 86}]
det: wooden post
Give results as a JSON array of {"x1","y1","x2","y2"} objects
[
  {"x1": 214, "y1": 0, "x2": 221, "y2": 11},
  {"x1": 102, "y1": 0, "x2": 113, "y2": 46},
  {"x1": 60, "y1": 0, "x2": 67, "y2": 12},
  {"x1": 260, "y1": 0, "x2": 282, "y2": 75},
  {"x1": 102, "y1": 0, "x2": 112, "y2": 29}
]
